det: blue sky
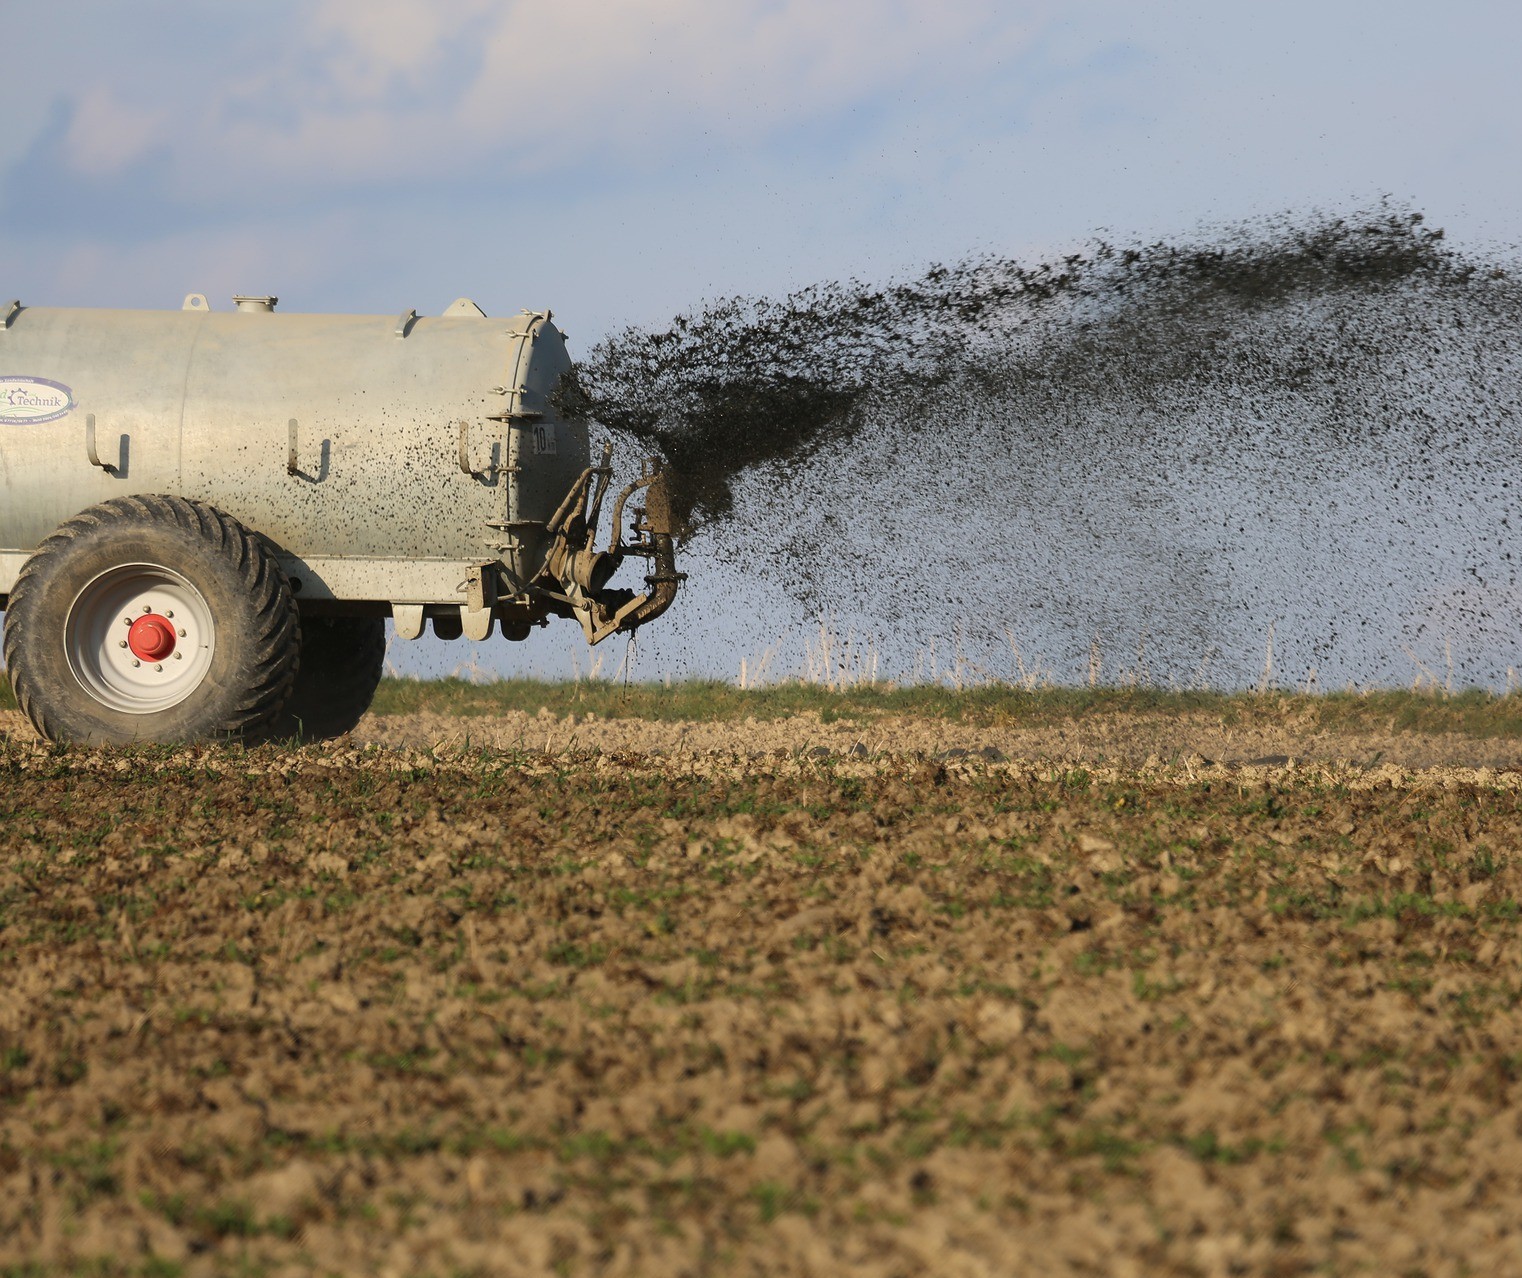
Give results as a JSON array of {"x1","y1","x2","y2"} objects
[
  {"x1": 6, "y1": 1, "x2": 1519, "y2": 337},
  {"x1": 4, "y1": 1, "x2": 1520, "y2": 682}
]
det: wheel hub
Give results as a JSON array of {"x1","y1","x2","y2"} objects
[
  {"x1": 127, "y1": 614, "x2": 177, "y2": 662},
  {"x1": 65, "y1": 564, "x2": 216, "y2": 714}
]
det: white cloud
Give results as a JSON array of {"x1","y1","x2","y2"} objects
[
  {"x1": 62, "y1": 88, "x2": 167, "y2": 176},
  {"x1": 47, "y1": 1, "x2": 1047, "y2": 192},
  {"x1": 306, "y1": 0, "x2": 497, "y2": 100},
  {"x1": 460, "y1": 0, "x2": 1039, "y2": 152}
]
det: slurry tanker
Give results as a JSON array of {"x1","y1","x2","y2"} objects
[{"x1": 0, "y1": 294, "x2": 682, "y2": 744}]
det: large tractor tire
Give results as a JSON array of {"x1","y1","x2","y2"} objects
[
  {"x1": 266, "y1": 616, "x2": 386, "y2": 741},
  {"x1": 3, "y1": 495, "x2": 299, "y2": 745}
]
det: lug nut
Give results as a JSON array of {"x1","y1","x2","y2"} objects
[
  {"x1": 118, "y1": 640, "x2": 128, "y2": 648},
  {"x1": 131, "y1": 659, "x2": 140, "y2": 668},
  {"x1": 155, "y1": 664, "x2": 163, "y2": 672},
  {"x1": 142, "y1": 605, "x2": 151, "y2": 613},
  {"x1": 177, "y1": 628, "x2": 186, "y2": 637},
  {"x1": 165, "y1": 610, "x2": 174, "y2": 619},
  {"x1": 174, "y1": 653, "x2": 183, "y2": 661}
]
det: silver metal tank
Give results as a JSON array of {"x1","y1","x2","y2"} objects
[
  {"x1": 0, "y1": 293, "x2": 681, "y2": 743},
  {"x1": 0, "y1": 296, "x2": 592, "y2": 613}
]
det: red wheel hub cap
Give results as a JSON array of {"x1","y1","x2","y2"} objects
[{"x1": 127, "y1": 614, "x2": 177, "y2": 662}]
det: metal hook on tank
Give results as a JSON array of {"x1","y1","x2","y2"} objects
[{"x1": 85, "y1": 414, "x2": 118, "y2": 475}]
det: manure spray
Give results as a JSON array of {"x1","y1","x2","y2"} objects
[{"x1": 566, "y1": 206, "x2": 1522, "y2": 689}]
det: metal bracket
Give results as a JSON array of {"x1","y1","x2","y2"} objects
[
  {"x1": 85, "y1": 413, "x2": 118, "y2": 474},
  {"x1": 461, "y1": 607, "x2": 494, "y2": 641},
  {"x1": 0, "y1": 300, "x2": 19, "y2": 331},
  {"x1": 84, "y1": 413, "x2": 120, "y2": 474},
  {"x1": 458, "y1": 420, "x2": 498, "y2": 479},
  {"x1": 464, "y1": 563, "x2": 499, "y2": 613},
  {"x1": 392, "y1": 604, "x2": 425, "y2": 640},
  {"x1": 394, "y1": 308, "x2": 418, "y2": 338},
  {"x1": 459, "y1": 565, "x2": 498, "y2": 639}
]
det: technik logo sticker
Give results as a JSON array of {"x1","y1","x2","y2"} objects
[{"x1": 0, "y1": 376, "x2": 75, "y2": 425}]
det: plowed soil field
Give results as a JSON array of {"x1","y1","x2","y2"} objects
[{"x1": 3, "y1": 704, "x2": 1522, "y2": 1276}]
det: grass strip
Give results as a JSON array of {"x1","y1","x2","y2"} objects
[
  {"x1": 368, "y1": 677, "x2": 1522, "y2": 738},
  {"x1": 3, "y1": 670, "x2": 1518, "y2": 738}
]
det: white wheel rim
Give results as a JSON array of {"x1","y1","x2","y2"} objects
[{"x1": 65, "y1": 564, "x2": 216, "y2": 714}]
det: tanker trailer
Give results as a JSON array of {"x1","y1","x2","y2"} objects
[{"x1": 0, "y1": 294, "x2": 682, "y2": 744}]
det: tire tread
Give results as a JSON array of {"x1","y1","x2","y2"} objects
[{"x1": 4, "y1": 496, "x2": 299, "y2": 744}]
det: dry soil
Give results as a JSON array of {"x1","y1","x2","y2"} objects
[{"x1": 2, "y1": 709, "x2": 1522, "y2": 1276}]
